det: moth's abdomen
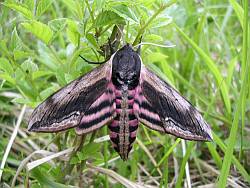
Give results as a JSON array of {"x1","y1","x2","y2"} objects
[{"x1": 108, "y1": 88, "x2": 139, "y2": 160}]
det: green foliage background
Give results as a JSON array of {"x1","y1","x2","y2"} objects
[{"x1": 0, "y1": 0, "x2": 249, "y2": 187}]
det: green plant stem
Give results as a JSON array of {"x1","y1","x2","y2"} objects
[
  {"x1": 6, "y1": 52, "x2": 41, "y2": 100},
  {"x1": 157, "y1": 138, "x2": 181, "y2": 167},
  {"x1": 239, "y1": 0, "x2": 248, "y2": 160},
  {"x1": 213, "y1": 133, "x2": 250, "y2": 184},
  {"x1": 175, "y1": 142, "x2": 195, "y2": 188},
  {"x1": 33, "y1": 0, "x2": 37, "y2": 16},
  {"x1": 103, "y1": 127, "x2": 109, "y2": 188},
  {"x1": 85, "y1": 0, "x2": 99, "y2": 36},
  {"x1": 218, "y1": 0, "x2": 249, "y2": 186},
  {"x1": 60, "y1": 135, "x2": 86, "y2": 182},
  {"x1": 99, "y1": 24, "x2": 113, "y2": 36},
  {"x1": 132, "y1": 0, "x2": 177, "y2": 46},
  {"x1": 85, "y1": 0, "x2": 95, "y2": 25},
  {"x1": 48, "y1": 45, "x2": 63, "y2": 65}
]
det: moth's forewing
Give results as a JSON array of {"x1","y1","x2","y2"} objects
[
  {"x1": 136, "y1": 65, "x2": 212, "y2": 141},
  {"x1": 28, "y1": 60, "x2": 113, "y2": 133}
]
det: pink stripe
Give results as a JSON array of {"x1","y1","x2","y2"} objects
[
  {"x1": 140, "y1": 108, "x2": 160, "y2": 121},
  {"x1": 128, "y1": 109, "x2": 134, "y2": 114},
  {"x1": 109, "y1": 131, "x2": 117, "y2": 138},
  {"x1": 96, "y1": 94, "x2": 109, "y2": 103},
  {"x1": 116, "y1": 109, "x2": 122, "y2": 113},
  {"x1": 81, "y1": 106, "x2": 111, "y2": 123},
  {"x1": 110, "y1": 120, "x2": 119, "y2": 127},
  {"x1": 115, "y1": 89, "x2": 122, "y2": 96},
  {"x1": 128, "y1": 99, "x2": 134, "y2": 105},
  {"x1": 133, "y1": 103, "x2": 140, "y2": 114},
  {"x1": 135, "y1": 86, "x2": 142, "y2": 93},
  {"x1": 76, "y1": 116, "x2": 112, "y2": 134},
  {"x1": 111, "y1": 142, "x2": 117, "y2": 147},
  {"x1": 129, "y1": 119, "x2": 138, "y2": 127},
  {"x1": 115, "y1": 99, "x2": 121, "y2": 104},
  {"x1": 128, "y1": 89, "x2": 135, "y2": 96},
  {"x1": 134, "y1": 86, "x2": 143, "y2": 103},
  {"x1": 130, "y1": 130, "x2": 137, "y2": 138},
  {"x1": 107, "y1": 82, "x2": 115, "y2": 89}
]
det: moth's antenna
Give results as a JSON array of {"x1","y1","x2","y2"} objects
[
  {"x1": 134, "y1": 42, "x2": 176, "y2": 48},
  {"x1": 79, "y1": 55, "x2": 106, "y2": 64},
  {"x1": 108, "y1": 37, "x2": 116, "y2": 55},
  {"x1": 136, "y1": 45, "x2": 141, "y2": 54},
  {"x1": 136, "y1": 36, "x2": 143, "y2": 54},
  {"x1": 117, "y1": 25, "x2": 125, "y2": 46}
]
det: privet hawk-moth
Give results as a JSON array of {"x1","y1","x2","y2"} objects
[{"x1": 28, "y1": 44, "x2": 212, "y2": 160}]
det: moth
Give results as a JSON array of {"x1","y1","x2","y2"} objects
[{"x1": 28, "y1": 44, "x2": 212, "y2": 160}]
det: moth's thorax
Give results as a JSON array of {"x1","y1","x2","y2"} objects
[
  {"x1": 111, "y1": 44, "x2": 141, "y2": 89},
  {"x1": 108, "y1": 84, "x2": 139, "y2": 160}
]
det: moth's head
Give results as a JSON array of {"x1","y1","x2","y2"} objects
[{"x1": 112, "y1": 44, "x2": 141, "y2": 88}]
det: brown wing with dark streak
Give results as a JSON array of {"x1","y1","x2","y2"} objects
[
  {"x1": 28, "y1": 60, "x2": 112, "y2": 133},
  {"x1": 139, "y1": 65, "x2": 212, "y2": 141}
]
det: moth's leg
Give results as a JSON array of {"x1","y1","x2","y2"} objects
[
  {"x1": 136, "y1": 36, "x2": 143, "y2": 54},
  {"x1": 108, "y1": 37, "x2": 116, "y2": 54},
  {"x1": 79, "y1": 55, "x2": 106, "y2": 64},
  {"x1": 109, "y1": 25, "x2": 123, "y2": 50}
]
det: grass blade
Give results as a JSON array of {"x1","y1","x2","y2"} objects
[{"x1": 174, "y1": 24, "x2": 231, "y2": 115}]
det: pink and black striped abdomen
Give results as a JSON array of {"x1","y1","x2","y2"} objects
[{"x1": 108, "y1": 87, "x2": 139, "y2": 160}]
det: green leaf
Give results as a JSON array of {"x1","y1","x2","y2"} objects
[
  {"x1": 76, "y1": 151, "x2": 85, "y2": 161},
  {"x1": 146, "y1": 52, "x2": 168, "y2": 63},
  {"x1": 13, "y1": 50, "x2": 31, "y2": 60},
  {"x1": 84, "y1": 142, "x2": 102, "y2": 155},
  {"x1": 95, "y1": 10, "x2": 125, "y2": 27},
  {"x1": 218, "y1": 0, "x2": 249, "y2": 187},
  {"x1": 0, "y1": 40, "x2": 9, "y2": 58},
  {"x1": 76, "y1": 142, "x2": 102, "y2": 161},
  {"x1": 22, "y1": 20, "x2": 54, "y2": 45},
  {"x1": 21, "y1": 59, "x2": 38, "y2": 74},
  {"x1": 16, "y1": 78, "x2": 36, "y2": 99},
  {"x1": 150, "y1": 17, "x2": 172, "y2": 29},
  {"x1": 60, "y1": 0, "x2": 78, "y2": 18},
  {"x1": 32, "y1": 70, "x2": 53, "y2": 80},
  {"x1": 94, "y1": 0, "x2": 105, "y2": 11},
  {"x1": 56, "y1": 68, "x2": 67, "y2": 86},
  {"x1": 0, "y1": 57, "x2": 14, "y2": 75},
  {"x1": 64, "y1": 73, "x2": 75, "y2": 83},
  {"x1": 86, "y1": 33, "x2": 98, "y2": 48},
  {"x1": 229, "y1": 0, "x2": 244, "y2": 28},
  {"x1": 23, "y1": 0, "x2": 35, "y2": 11},
  {"x1": 37, "y1": 42, "x2": 59, "y2": 71},
  {"x1": 10, "y1": 27, "x2": 24, "y2": 51},
  {"x1": 66, "y1": 19, "x2": 80, "y2": 46},
  {"x1": 0, "y1": 73, "x2": 15, "y2": 85},
  {"x1": 40, "y1": 85, "x2": 58, "y2": 100},
  {"x1": 31, "y1": 168, "x2": 72, "y2": 188},
  {"x1": 48, "y1": 18, "x2": 67, "y2": 32},
  {"x1": 2, "y1": 2, "x2": 33, "y2": 19},
  {"x1": 12, "y1": 97, "x2": 30, "y2": 104},
  {"x1": 111, "y1": 4, "x2": 139, "y2": 23},
  {"x1": 174, "y1": 24, "x2": 231, "y2": 115},
  {"x1": 36, "y1": 0, "x2": 53, "y2": 17},
  {"x1": 144, "y1": 34, "x2": 163, "y2": 42},
  {"x1": 70, "y1": 156, "x2": 79, "y2": 165}
]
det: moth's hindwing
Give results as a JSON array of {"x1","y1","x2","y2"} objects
[
  {"x1": 137, "y1": 65, "x2": 212, "y2": 141},
  {"x1": 28, "y1": 60, "x2": 112, "y2": 133},
  {"x1": 134, "y1": 89, "x2": 163, "y2": 132},
  {"x1": 75, "y1": 84, "x2": 116, "y2": 134}
]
